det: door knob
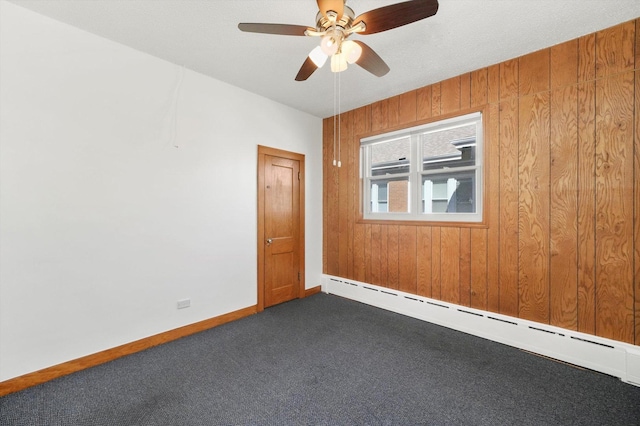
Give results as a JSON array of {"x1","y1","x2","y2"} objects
[{"x1": 266, "y1": 238, "x2": 273, "y2": 246}]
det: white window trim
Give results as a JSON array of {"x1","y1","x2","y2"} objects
[{"x1": 361, "y1": 111, "x2": 483, "y2": 223}]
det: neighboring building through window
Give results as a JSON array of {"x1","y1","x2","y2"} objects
[{"x1": 361, "y1": 111, "x2": 483, "y2": 223}]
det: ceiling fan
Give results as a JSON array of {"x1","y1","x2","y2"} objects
[{"x1": 238, "y1": 0, "x2": 439, "y2": 81}]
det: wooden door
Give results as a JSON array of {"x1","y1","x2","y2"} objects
[{"x1": 257, "y1": 146, "x2": 305, "y2": 310}]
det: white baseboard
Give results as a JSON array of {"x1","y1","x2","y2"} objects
[{"x1": 322, "y1": 275, "x2": 640, "y2": 387}]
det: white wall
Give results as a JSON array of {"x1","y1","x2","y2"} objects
[{"x1": 0, "y1": 1, "x2": 322, "y2": 381}]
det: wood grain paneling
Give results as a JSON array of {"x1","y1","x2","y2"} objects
[
  {"x1": 499, "y1": 98, "x2": 520, "y2": 316},
  {"x1": 460, "y1": 73, "x2": 471, "y2": 110},
  {"x1": 353, "y1": 224, "x2": 365, "y2": 282},
  {"x1": 416, "y1": 226, "x2": 432, "y2": 297},
  {"x1": 594, "y1": 71, "x2": 635, "y2": 343},
  {"x1": 551, "y1": 40, "x2": 578, "y2": 89},
  {"x1": 578, "y1": 33, "x2": 596, "y2": 83},
  {"x1": 487, "y1": 103, "x2": 501, "y2": 313},
  {"x1": 635, "y1": 69, "x2": 640, "y2": 345},
  {"x1": 380, "y1": 226, "x2": 388, "y2": 285},
  {"x1": 370, "y1": 224, "x2": 381, "y2": 285},
  {"x1": 347, "y1": 112, "x2": 356, "y2": 278},
  {"x1": 471, "y1": 68, "x2": 488, "y2": 108},
  {"x1": 518, "y1": 92, "x2": 550, "y2": 324},
  {"x1": 387, "y1": 224, "x2": 399, "y2": 289},
  {"x1": 399, "y1": 91, "x2": 417, "y2": 125},
  {"x1": 416, "y1": 86, "x2": 432, "y2": 121},
  {"x1": 371, "y1": 99, "x2": 389, "y2": 132},
  {"x1": 364, "y1": 223, "x2": 372, "y2": 282},
  {"x1": 355, "y1": 104, "x2": 372, "y2": 135},
  {"x1": 432, "y1": 227, "x2": 442, "y2": 299},
  {"x1": 636, "y1": 19, "x2": 640, "y2": 68},
  {"x1": 352, "y1": 106, "x2": 369, "y2": 282},
  {"x1": 498, "y1": 98, "x2": 519, "y2": 317},
  {"x1": 500, "y1": 59, "x2": 519, "y2": 101},
  {"x1": 324, "y1": 117, "x2": 339, "y2": 275},
  {"x1": 595, "y1": 20, "x2": 635, "y2": 78},
  {"x1": 549, "y1": 85, "x2": 578, "y2": 330},
  {"x1": 441, "y1": 76, "x2": 461, "y2": 115},
  {"x1": 577, "y1": 81, "x2": 597, "y2": 335},
  {"x1": 388, "y1": 95, "x2": 400, "y2": 128},
  {"x1": 398, "y1": 226, "x2": 417, "y2": 294},
  {"x1": 440, "y1": 227, "x2": 460, "y2": 304},
  {"x1": 350, "y1": 108, "x2": 362, "y2": 278},
  {"x1": 519, "y1": 49, "x2": 550, "y2": 96},
  {"x1": 488, "y1": 64, "x2": 500, "y2": 104},
  {"x1": 338, "y1": 112, "x2": 351, "y2": 277},
  {"x1": 322, "y1": 19, "x2": 639, "y2": 346},
  {"x1": 432, "y1": 83, "x2": 442, "y2": 117},
  {"x1": 470, "y1": 228, "x2": 488, "y2": 310},
  {"x1": 371, "y1": 99, "x2": 388, "y2": 287},
  {"x1": 459, "y1": 228, "x2": 472, "y2": 307}
]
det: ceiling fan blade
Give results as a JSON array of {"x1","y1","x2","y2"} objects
[
  {"x1": 354, "y1": 0, "x2": 439, "y2": 35},
  {"x1": 317, "y1": 0, "x2": 344, "y2": 20},
  {"x1": 295, "y1": 57, "x2": 319, "y2": 81},
  {"x1": 238, "y1": 23, "x2": 310, "y2": 36},
  {"x1": 353, "y1": 41, "x2": 390, "y2": 77}
]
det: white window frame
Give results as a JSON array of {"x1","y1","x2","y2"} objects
[{"x1": 361, "y1": 111, "x2": 483, "y2": 223}]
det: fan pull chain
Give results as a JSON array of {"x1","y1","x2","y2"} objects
[{"x1": 331, "y1": 63, "x2": 341, "y2": 168}]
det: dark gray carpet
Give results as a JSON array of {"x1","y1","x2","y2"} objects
[{"x1": 1, "y1": 293, "x2": 639, "y2": 425}]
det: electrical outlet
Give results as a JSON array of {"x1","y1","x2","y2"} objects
[{"x1": 177, "y1": 299, "x2": 190, "y2": 309}]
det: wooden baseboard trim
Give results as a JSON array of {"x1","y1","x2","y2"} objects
[
  {"x1": 0, "y1": 305, "x2": 258, "y2": 397},
  {"x1": 304, "y1": 286, "x2": 322, "y2": 297}
]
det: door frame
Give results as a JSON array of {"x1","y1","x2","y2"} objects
[{"x1": 257, "y1": 145, "x2": 305, "y2": 312}]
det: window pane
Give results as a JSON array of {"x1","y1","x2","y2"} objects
[
  {"x1": 371, "y1": 137, "x2": 410, "y2": 176},
  {"x1": 361, "y1": 111, "x2": 482, "y2": 222},
  {"x1": 422, "y1": 124, "x2": 476, "y2": 171},
  {"x1": 370, "y1": 177, "x2": 410, "y2": 213},
  {"x1": 422, "y1": 171, "x2": 475, "y2": 214}
]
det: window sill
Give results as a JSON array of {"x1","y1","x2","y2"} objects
[{"x1": 356, "y1": 216, "x2": 489, "y2": 229}]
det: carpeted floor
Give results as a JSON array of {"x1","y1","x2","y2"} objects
[{"x1": 1, "y1": 293, "x2": 639, "y2": 425}]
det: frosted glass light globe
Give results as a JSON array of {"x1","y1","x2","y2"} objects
[
  {"x1": 341, "y1": 40, "x2": 362, "y2": 64},
  {"x1": 321, "y1": 34, "x2": 340, "y2": 56},
  {"x1": 331, "y1": 52, "x2": 348, "y2": 72},
  {"x1": 309, "y1": 46, "x2": 328, "y2": 68}
]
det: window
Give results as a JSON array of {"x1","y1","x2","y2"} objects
[{"x1": 361, "y1": 111, "x2": 483, "y2": 223}]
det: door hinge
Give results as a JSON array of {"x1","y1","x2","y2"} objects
[{"x1": 298, "y1": 272, "x2": 301, "y2": 281}]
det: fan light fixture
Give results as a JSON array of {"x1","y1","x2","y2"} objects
[
  {"x1": 320, "y1": 32, "x2": 340, "y2": 56},
  {"x1": 313, "y1": 34, "x2": 361, "y2": 72},
  {"x1": 307, "y1": 5, "x2": 364, "y2": 74},
  {"x1": 238, "y1": 0, "x2": 440, "y2": 167},
  {"x1": 330, "y1": 52, "x2": 348, "y2": 72},
  {"x1": 341, "y1": 40, "x2": 362, "y2": 64},
  {"x1": 309, "y1": 46, "x2": 328, "y2": 67},
  {"x1": 238, "y1": 0, "x2": 438, "y2": 80}
]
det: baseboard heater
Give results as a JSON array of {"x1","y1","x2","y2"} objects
[{"x1": 322, "y1": 275, "x2": 640, "y2": 387}]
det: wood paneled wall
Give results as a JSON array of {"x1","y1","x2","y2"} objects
[{"x1": 323, "y1": 19, "x2": 640, "y2": 345}]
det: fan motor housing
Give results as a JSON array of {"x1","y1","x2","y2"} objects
[{"x1": 315, "y1": 6, "x2": 355, "y2": 32}]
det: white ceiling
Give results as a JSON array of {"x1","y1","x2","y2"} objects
[{"x1": 7, "y1": 0, "x2": 640, "y2": 118}]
